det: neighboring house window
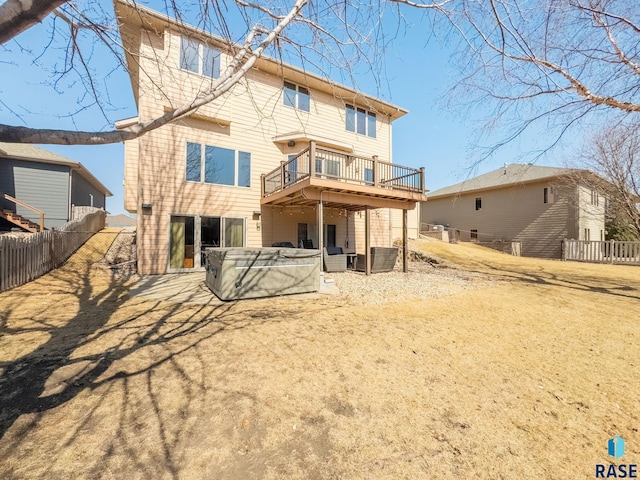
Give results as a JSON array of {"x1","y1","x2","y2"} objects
[
  {"x1": 283, "y1": 81, "x2": 310, "y2": 112},
  {"x1": 186, "y1": 142, "x2": 251, "y2": 187},
  {"x1": 600, "y1": 230, "x2": 604, "y2": 241},
  {"x1": 475, "y1": 197, "x2": 482, "y2": 210},
  {"x1": 470, "y1": 229, "x2": 478, "y2": 241},
  {"x1": 180, "y1": 37, "x2": 220, "y2": 78},
  {"x1": 345, "y1": 104, "x2": 376, "y2": 138},
  {"x1": 544, "y1": 186, "x2": 556, "y2": 204},
  {"x1": 591, "y1": 190, "x2": 599, "y2": 206},
  {"x1": 584, "y1": 228, "x2": 590, "y2": 241}
]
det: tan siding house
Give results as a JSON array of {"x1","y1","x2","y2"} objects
[
  {"x1": 421, "y1": 164, "x2": 606, "y2": 259},
  {"x1": 115, "y1": 1, "x2": 426, "y2": 274}
]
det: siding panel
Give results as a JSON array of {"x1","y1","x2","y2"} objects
[
  {"x1": 125, "y1": 27, "x2": 402, "y2": 273},
  {"x1": 0, "y1": 158, "x2": 69, "y2": 229},
  {"x1": 421, "y1": 181, "x2": 588, "y2": 258},
  {"x1": 71, "y1": 170, "x2": 106, "y2": 209}
]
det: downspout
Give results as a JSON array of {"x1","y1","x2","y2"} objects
[
  {"x1": 68, "y1": 169, "x2": 73, "y2": 222},
  {"x1": 388, "y1": 113, "x2": 393, "y2": 247},
  {"x1": 318, "y1": 190, "x2": 324, "y2": 253}
]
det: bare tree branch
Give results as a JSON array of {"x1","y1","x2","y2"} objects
[
  {"x1": 0, "y1": 0, "x2": 308, "y2": 144},
  {"x1": 0, "y1": 0, "x2": 67, "y2": 45}
]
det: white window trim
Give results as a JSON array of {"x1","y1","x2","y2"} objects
[
  {"x1": 283, "y1": 81, "x2": 310, "y2": 112},
  {"x1": 180, "y1": 37, "x2": 220, "y2": 78},
  {"x1": 185, "y1": 142, "x2": 251, "y2": 188},
  {"x1": 345, "y1": 104, "x2": 377, "y2": 138}
]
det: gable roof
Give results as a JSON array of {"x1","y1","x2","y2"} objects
[
  {"x1": 113, "y1": 0, "x2": 408, "y2": 121},
  {"x1": 0, "y1": 142, "x2": 113, "y2": 196},
  {"x1": 426, "y1": 164, "x2": 573, "y2": 199}
]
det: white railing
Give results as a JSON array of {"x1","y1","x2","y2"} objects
[{"x1": 562, "y1": 239, "x2": 640, "y2": 265}]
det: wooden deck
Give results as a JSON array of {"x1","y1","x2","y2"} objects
[{"x1": 260, "y1": 142, "x2": 426, "y2": 211}]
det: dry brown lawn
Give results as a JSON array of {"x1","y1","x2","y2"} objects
[{"x1": 0, "y1": 234, "x2": 638, "y2": 479}]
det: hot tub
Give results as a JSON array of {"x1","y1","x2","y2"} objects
[{"x1": 204, "y1": 247, "x2": 321, "y2": 300}]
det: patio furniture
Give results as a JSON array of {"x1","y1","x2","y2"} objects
[
  {"x1": 272, "y1": 241, "x2": 295, "y2": 248},
  {"x1": 323, "y1": 246, "x2": 347, "y2": 272},
  {"x1": 302, "y1": 239, "x2": 314, "y2": 249},
  {"x1": 345, "y1": 252, "x2": 358, "y2": 270},
  {"x1": 355, "y1": 247, "x2": 398, "y2": 273}
]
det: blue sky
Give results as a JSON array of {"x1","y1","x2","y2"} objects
[{"x1": 0, "y1": 5, "x2": 574, "y2": 215}]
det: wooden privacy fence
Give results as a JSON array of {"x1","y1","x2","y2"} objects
[
  {"x1": 562, "y1": 239, "x2": 640, "y2": 266},
  {"x1": 0, "y1": 210, "x2": 106, "y2": 292}
]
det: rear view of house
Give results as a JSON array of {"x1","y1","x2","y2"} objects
[
  {"x1": 115, "y1": 1, "x2": 425, "y2": 275},
  {"x1": 421, "y1": 164, "x2": 606, "y2": 258},
  {"x1": 0, "y1": 143, "x2": 112, "y2": 231}
]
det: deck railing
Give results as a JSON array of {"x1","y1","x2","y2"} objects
[
  {"x1": 1, "y1": 192, "x2": 45, "y2": 231},
  {"x1": 261, "y1": 142, "x2": 424, "y2": 197},
  {"x1": 562, "y1": 239, "x2": 640, "y2": 265}
]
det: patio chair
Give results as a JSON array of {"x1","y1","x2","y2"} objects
[
  {"x1": 323, "y1": 246, "x2": 347, "y2": 272},
  {"x1": 272, "y1": 241, "x2": 295, "y2": 248},
  {"x1": 356, "y1": 247, "x2": 398, "y2": 273}
]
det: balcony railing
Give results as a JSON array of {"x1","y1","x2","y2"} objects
[{"x1": 262, "y1": 142, "x2": 424, "y2": 198}]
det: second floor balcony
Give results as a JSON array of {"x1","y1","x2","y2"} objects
[{"x1": 261, "y1": 142, "x2": 426, "y2": 211}]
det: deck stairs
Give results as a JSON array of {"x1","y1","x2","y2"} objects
[
  {"x1": 1, "y1": 209, "x2": 42, "y2": 232},
  {"x1": 1, "y1": 193, "x2": 45, "y2": 233}
]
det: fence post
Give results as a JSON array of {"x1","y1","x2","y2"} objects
[
  {"x1": 50, "y1": 227, "x2": 56, "y2": 268},
  {"x1": 610, "y1": 239, "x2": 615, "y2": 264},
  {"x1": 562, "y1": 238, "x2": 567, "y2": 261}
]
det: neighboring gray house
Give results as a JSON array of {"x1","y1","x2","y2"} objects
[
  {"x1": 0, "y1": 143, "x2": 112, "y2": 231},
  {"x1": 421, "y1": 164, "x2": 606, "y2": 258}
]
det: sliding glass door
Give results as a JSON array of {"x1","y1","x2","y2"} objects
[
  {"x1": 170, "y1": 216, "x2": 195, "y2": 269},
  {"x1": 169, "y1": 215, "x2": 246, "y2": 271}
]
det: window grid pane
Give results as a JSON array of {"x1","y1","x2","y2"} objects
[
  {"x1": 203, "y1": 46, "x2": 220, "y2": 78},
  {"x1": 364, "y1": 168, "x2": 373, "y2": 184},
  {"x1": 238, "y1": 151, "x2": 251, "y2": 187},
  {"x1": 356, "y1": 108, "x2": 366, "y2": 135},
  {"x1": 283, "y1": 82, "x2": 297, "y2": 108},
  {"x1": 186, "y1": 142, "x2": 201, "y2": 181},
  {"x1": 345, "y1": 105, "x2": 355, "y2": 132},
  {"x1": 367, "y1": 112, "x2": 376, "y2": 138},
  {"x1": 224, "y1": 218, "x2": 244, "y2": 247},
  {"x1": 180, "y1": 38, "x2": 200, "y2": 73},
  {"x1": 205, "y1": 146, "x2": 235, "y2": 185},
  {"x1": 298, "y1": 86, "x2": 310, "y2": 111}
]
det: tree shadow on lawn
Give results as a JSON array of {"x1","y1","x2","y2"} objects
[
  {"x1": 0, "y1": 247, "x2": 305, "y2": 478},
  {"x1": 463, "y1": 260, "x2": 640, "y2": 301}
]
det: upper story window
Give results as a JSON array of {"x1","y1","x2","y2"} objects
[
  {"x1": 180, "y1": 37, "x2": 221, "y2": 78},
  {"x1": 591, "y1": 190, "x2": 599, "y2": 206},
  {"x1": 346, "y1": 105, "x2": 376, "y2": 138},
  {"x1": 186, "y1": 142, "x2": 251, "y2": 187},
  {"x1": 475, "y1": 197, "x2": 482, "y2": 210},
  {"x1": 283, "y1": 81, "x2": 310, "y2": 112}
]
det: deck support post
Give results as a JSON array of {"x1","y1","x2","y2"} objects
[
  {"x1": 318, "y1": 194, "x2": 323, "y2": 255},
  {"x1": 365, "y1": 207, "x2": 371, "y2": 276},
  {"x1": 402, "y1": 209, "x2": 408, "y2": 273}
]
